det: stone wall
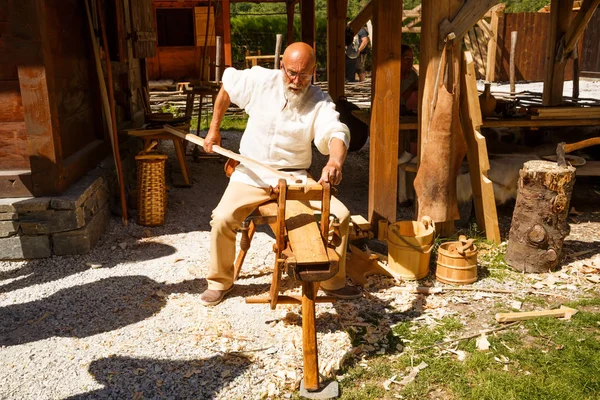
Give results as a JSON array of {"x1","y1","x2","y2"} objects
[{"x1": 0, "y1": 169, "x2": 112, "y2": 260}]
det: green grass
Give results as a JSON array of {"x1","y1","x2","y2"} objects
[
  {"x1": 191, "y1": 114, "x2": 248, "y2": 132},
  {"x1": 337, "y1": 298, "x2": 600, "y2": 399}
]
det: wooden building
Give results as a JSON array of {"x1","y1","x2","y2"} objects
[{"x1": 146, "y1": 0, "x2": 231, "y2": 80}]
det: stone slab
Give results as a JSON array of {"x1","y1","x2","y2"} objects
[
  {"x1": 0, "y1": 235, "x2": 51, "y2": 260},
  {"x1": 50, "y1": 170, "x2": 106, "y2": 210},
  {"x1": 299, "y1": 380, "x2": 339, "y2": 399},
  {"x1": 0, "y1": 221, "x2": 19, "y2": 238},
  {"x1": 0, "y1": 212, "x2": 17, "y2": 221},
  {"x1": 52, "y1": 205, "x2": 111, "y2": 256},
  {"x1": 11, "y1": 197, "x2": 51, "y2": 213},
  {"x1": 20, "y1": 208, "x2": 85, "y2": 235}
]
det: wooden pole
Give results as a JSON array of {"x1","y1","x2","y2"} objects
[
  {"x1": 368, "y1": 0, "x2": 402, "y2": 226},
  {"x1": 572, "y1": 45, "x2": 579, "y2": 99},
  {"x1": 327, "y1": 0, "x2": 348, "y2": 101},
  {"x1": 301, "y1": 281, "x2": 319, "y2": 391},
  {"x1": 300, "y1": 0, "x2": 316, "y2": 49},
  {"x1": 274, "y1": 34, "x2": 283, "y2": 69},
  {"x1": 89, "y1": 0, "x2": 128, "y2": 225},
  {"x1": 509, "y1": 30, "x2": 517, "y2": 94},
  {"x1": 215, "y1": 36, "x2": 223, "y2": 83}
]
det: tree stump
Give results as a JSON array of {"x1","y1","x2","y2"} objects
[{"x1": 505, "y1": 160, "x2": 576, "y2": 273}]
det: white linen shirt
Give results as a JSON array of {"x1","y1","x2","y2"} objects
[{"x1": 221, "y1": 66, "x2": 350, "y2": 188}]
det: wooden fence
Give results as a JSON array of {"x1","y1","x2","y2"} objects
[{"x1": 464, "y1": 10, "x2": 598, "y2": 82}]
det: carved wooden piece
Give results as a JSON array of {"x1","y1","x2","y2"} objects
[
  {"x1": 460, "y1": 51, "x2": 500, "y2": 243},
  {"x1": 505, "y1": 160, "x2": 576, "y2": 273}
]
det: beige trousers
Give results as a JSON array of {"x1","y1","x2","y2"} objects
[{"x1": 207, "y1": 180, "x2": 350, "y2": 291}]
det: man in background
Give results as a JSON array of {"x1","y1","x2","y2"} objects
[{"x1": 355, "y1": 26, "x2": 370, "y2": 82}]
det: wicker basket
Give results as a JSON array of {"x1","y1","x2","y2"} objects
[{"x1": 136, "y1": 142, "x2": 168, "y2": 226}]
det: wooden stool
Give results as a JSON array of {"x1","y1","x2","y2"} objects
[
  {"x1": 124, "y1": 124, "x2": 191, "y2": 187},
  {"x1": 234, "y1": 180, "x2": 340, "y2": 392}
]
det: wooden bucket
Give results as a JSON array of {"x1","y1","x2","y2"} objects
[
  {"x1": 436, "y1": 237, "x2": 478, "y2": 284},
  {"x1": 387, "y1": 216, "x2": 435, "y2": 280}
]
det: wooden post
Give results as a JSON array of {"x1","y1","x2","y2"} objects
[
  {"x1": 287, "y1": 1, "x2": 296, "y2": 45},
  {"x1": 542, "y1": 0, "x2": 574, "y2": 106},
  {"x1": 460, "y1": 51, "x2": 500, "y2": 243},
  {"x1": 485, "y1": 3, "x2": 505, "y2": 82},
  {"x1": 215, "y1": 36, "x2": 223, "y2": 83},
  {"x1": 221, "y1": 0, "x2": 232, "y2": 69},
  {"x1": 348, "y1": 0, "x2": 373, "y2": 35},
  {"x1": 326, "y1": 0, "x2": 347, "y2": 101},
  {"x1": 573, "y1": 45, "x2": 579, "y2": 99},
  {"x1": 509, "y1": 30, "x2": 517, "y2": 94},
  {"x1": 368, "y1": 0, "x2": 402, "y2": 226},
  {"x1": 301, "y1": 281, "x2": 319, "y2": 391},
  {"x1": 505, "y1": 160, "x2": 576, "y2": 273},
  {"x1": 274, "y1": 34, "x2": 283, "y2": 69},
  {"x1": 300, "y1": 0, "x2": 315, "y2": 49}
]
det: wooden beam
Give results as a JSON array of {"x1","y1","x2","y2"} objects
[
  {"x1": 459, "y1": 51, "x2": 500, "y2": 243},
  {"x1": 300, "y1": 0, "x2": 315, "y2": 48},
  {"x1": 562, "y1": 0, "x2": 600, "y2": 58},
  {"x1": 485, "y1": 3, "x2": 504, "y2": 82},
  {"x1": 542, "y1": 0, "x2": 575, "y2": 106},
  {"x1": 368, "y1": 0, "x2": 402, "y2": 226},
  {"x1": 16, "y1": 0, "x2": 62, "y2": 196},
  {"x1": 438, "y1": 0, "x2": 500, "y2": 49},
  {"x1": 327, "y1": 0, "x2": 347, "y2": 101},
  {"x1": 222, "y1": 0, "x2": 232, "y2": 68},
  {"x1": 287, "y1": 1, "x2": 295, "y2": 45},
  {"x1": 348, "y1": 0, "x2": 372, "y2": 35},
  {"x1": 496, "y1": 306, "x2": 578, "y2": 323}
]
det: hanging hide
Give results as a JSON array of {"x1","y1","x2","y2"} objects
[{"x1": 414, "y1": 47, "x2": 467, "y2": 223}]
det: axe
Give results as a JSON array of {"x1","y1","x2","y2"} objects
[{"x1": 556, "y1": 137, "x2": 600, "y2": 167}]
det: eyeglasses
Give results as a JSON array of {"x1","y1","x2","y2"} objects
[{"x1": 282, "y1": 64, "x2": 313, "y2": 82}]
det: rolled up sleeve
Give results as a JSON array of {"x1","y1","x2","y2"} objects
[
  {"x1": 313, "y1": 100, "x2": 350, "y2": 155},
  {"x1": 222, "y1": 67, "x2": 255, "y2": 110}
]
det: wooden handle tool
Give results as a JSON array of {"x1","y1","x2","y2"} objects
[{"x1": 164, "y1": 125, "x2": 302, "y2": 183}]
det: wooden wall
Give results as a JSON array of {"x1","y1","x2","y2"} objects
[
  {"x1": 581, "y1": 7, "x2": 600, "y2": 78},
  {"x1": 0, "y1": 0, "x2": 107, "y2": 197},
  {"x1": 493, "y1": 12, "x2": 582, "y2": 82},
  {"x1": 0, "y1": 2, "x2": 29, "y2": 174}
]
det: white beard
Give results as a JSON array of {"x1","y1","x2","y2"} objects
[{"x1": 283, "y1": 81, "x2": 309, "y2": 111}]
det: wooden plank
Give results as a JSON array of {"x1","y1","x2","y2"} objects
[
  {"x1": 460, "y1": 51, "x2": 500, "y2": 243},
  {"x1": 438, "y1": 0, "x2": 500, "y2": 49},
  {"x1": 563, "y1": 0, "x2": 600, "y2": 57},
  {"x1": 350, "y1": 215, "x2": 372, "y2": 231},
  {"x1": 221, "y1": 0, "x2": 232, "y2": 68},
  {"x1": 482, "y1": 118, "x2": 600, "y2": 127},
  {"x1": 485, "y1": 3, "x2": 504, "y2": 82},
  {"x1": 285, "y1": 200, "x2": 329, "y2": 265},
  {"x1": 496, "y1": 306, "x2": 578, "y2": 322},
  {"x1": 369, "y1": 0, "x2": 402, "y2": 225},
  {"x1": 0, "y1": 122, "x2": 30, "y2": 171},
  {"x1": 326, "y1": 0, "x2": 347, "y2": 101},
  {"x1": 543, "y1": 0, "x2": 575, "y2": 106},
  {"x1": 576, "y1": 160, "x2": 600, "y2": 176}
]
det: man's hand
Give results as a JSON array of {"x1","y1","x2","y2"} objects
[
  {"x1": 204, "y1": 126, "x2": 221, "y2": 153},
  {"x1": 319, "y1": 160, "x2": 343, "y2": 186}
]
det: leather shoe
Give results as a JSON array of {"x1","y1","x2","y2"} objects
[
  {"x1": 200, "y1": 286, "x2": 234, "y2": 306},
  {"x1": 322, "y1": 285, "x2": 362, "y2": 299}
]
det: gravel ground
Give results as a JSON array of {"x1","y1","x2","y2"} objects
[{"x1": 2, "y1": 79, "x2": 599, "y2": 399}]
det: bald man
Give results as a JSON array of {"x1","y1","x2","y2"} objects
[{"x1": 199, "y1": 42, "x2": 361, "y2": 306}]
